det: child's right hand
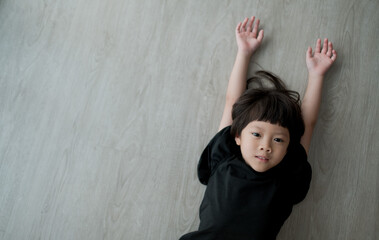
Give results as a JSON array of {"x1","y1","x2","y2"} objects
[{"x1": 235, "y1": 16, "x2": 264, "y2": 57}]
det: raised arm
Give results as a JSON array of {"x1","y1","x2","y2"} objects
[
  {"x1": 218, "y1": 16, "x2": 264, "y2": 131},
  {"x1": 301, "y1": 38, "x2": 337, "y2": 153}
]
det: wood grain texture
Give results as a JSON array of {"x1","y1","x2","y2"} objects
[{"x1": 0, "y1": 0, "x2": 378, "y2": 239}]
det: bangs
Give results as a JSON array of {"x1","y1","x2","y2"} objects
[
  {"x1": 231, "y1": 88, "x2": 304, "y2": 144},
  {"x1": 248, "y1": 91, "x2": 296, "y2": 128}
]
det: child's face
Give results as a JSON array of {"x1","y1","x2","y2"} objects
[{"x1": 235, "y1": 121, "x2": 290, "y2": 172}]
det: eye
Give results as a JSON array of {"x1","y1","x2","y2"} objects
[
  {"x1": 274, "y1": 138, "x2": 284, "y2": 143},
  {"x1": 252, "y1": 132, "x2": 260, "y2": 137}
]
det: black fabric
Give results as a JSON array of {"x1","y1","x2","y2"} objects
[{"x1": 179, "y1": 126, "x2": 312, "y2": 240}]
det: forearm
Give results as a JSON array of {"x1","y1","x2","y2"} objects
[
  {"x1": 225, "y1": 51, "x2": 251, "y2": 103},
  {"x1": 301, "y1": 74, "x2": 324, "y2": 128}
]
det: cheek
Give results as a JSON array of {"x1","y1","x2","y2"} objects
[
  {"x1": 276, "y1": 147, "x2": 288, "y2": 159},
  {"x1": 240, "y1": 143, "x2": 253, "y2": 157}
]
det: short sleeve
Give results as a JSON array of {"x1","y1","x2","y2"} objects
[
  {"x1": 284, "y1": 143, "x2": 312, "y2": 204},
  {"x1": 197, "y1": 126, "x2": 236, "y2": 185}
]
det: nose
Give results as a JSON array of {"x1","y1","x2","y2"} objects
[{"x1": 259, "y1": 140, "x2": 272, "y2": 153}]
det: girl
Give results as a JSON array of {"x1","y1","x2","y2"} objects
[{"x1": 179, "y1": 16, "x2": 337, "y2": 240}]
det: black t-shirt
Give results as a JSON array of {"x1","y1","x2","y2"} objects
[{"x1": 179, "y1": 126, "x2": 312, "y2": 240}]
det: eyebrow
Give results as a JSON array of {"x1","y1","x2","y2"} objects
[{"x1": 251, "y1": 126, "x2": 289, "y2": 136}]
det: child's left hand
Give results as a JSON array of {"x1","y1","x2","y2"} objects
[{"x1": 306, "y1": 38, "x2": 337, "y2": 77}]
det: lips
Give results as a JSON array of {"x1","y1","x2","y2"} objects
[{"x1": 256, "y1": 155, "x2": 269, "y2": 161}]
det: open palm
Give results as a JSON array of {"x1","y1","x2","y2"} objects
[
  {"x1": 236, "y1": 16, "x2": 264, "y2": 56},
  {"x1": 306, "y1": 38, "x2": 337, "y2": 76}
]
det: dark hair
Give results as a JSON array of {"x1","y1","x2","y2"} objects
[{"x1": 231, "y1": 71, "x2": 305, "y2": 146}]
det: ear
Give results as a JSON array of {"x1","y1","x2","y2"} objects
[{"x1": 235, "y1": 135, "x2": 241, "y2": 146}]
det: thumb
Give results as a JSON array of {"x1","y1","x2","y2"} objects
[
  {"x1": 257, "y1": 29, "x2": 264, "y2": 42},
  {"x1": 306, "y1": 46, "x2": 312, "y2": 59}
]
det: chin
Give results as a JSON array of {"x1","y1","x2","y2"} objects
[
  {"x1": 248, "y1": 163, "x2": 269, "y2": 173},
  {"x1": 254, "y1": 167, "x2": 269, "y2": 173}
]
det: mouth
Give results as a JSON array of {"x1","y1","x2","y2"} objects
[{"x1": 255, "y1": 156, "x2": 269, "y2": 162}]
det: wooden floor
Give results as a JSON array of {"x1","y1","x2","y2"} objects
[{"x1": 1, "y1": 0, "x2": 378, "y2": 239}]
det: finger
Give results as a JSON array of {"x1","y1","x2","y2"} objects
[
  {"x1": 241, "y1": 17, "x2": 249, "y2": 32},
  {"x1": 322, "y1": 38, "x2": 328, "y2": 54},
  {"x1": 247, "y1": 16, "x2": 255, "y2": 32},
  {"x1": 315, "y1": 38, "x2": 321, "y2": 53},
  {"x1": 236, "y1": 22, "x2": 242, "y2": 34},
  {"x1": 306, "y1": 46, "x2": 312, "y2": 59},
  {"x1": 326, "y1": 41, "x2": 333, "y2": 57},
  {"x1": 257, "y1": 29, "x2": 264, "y2": 42},
  {"x1": 252, "y1": 18, "x2": 260, "y2": 38},
  {"x1": 331, "y1": 50, "x2": 337, "y2": 61}
]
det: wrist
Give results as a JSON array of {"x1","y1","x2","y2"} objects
[
  {"x1": 236, "y1": 50, "x2": 253, "y2": 60},
  {"x1": 308, "y1": 72, "x2": 324, "y2": 81}
]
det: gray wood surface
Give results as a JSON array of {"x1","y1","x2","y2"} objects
[{"x1": 1, "y1": 0, "x2": 378, "y2": 239}]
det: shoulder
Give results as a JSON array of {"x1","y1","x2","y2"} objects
[
  {"x1": 284, "y1": 143, "x2": 311, "y2": 174},
  {"x1": 282, "y1": 142, "x2": 312, "y2": 204},
  {"x1": 209, "y1": 126, "x2": 237, "y2": 158},
  {"x1": 290, "y1": 143, "x2": 308, "y2": 162},
  {"x1": 197, "y1": 126, "x2": 239, "y2": 185}
]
